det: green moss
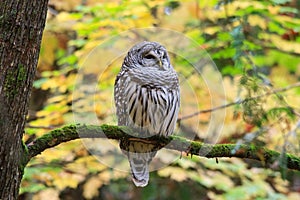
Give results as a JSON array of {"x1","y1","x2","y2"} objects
[
  {"x1": 4, "y1": 71, "x2": 16, "y2": 99},
  {"x1": 4, "y1": 64, "x2": 27, "y2": 100},
  {"x1": 107, "y1": 124, "x2": 126, "y2": 132},
  {"x1": 17, "y1": 64, "x2": 26, "y2": 81},
  {"x1": 215, "y1": 144, "x2": 229, "y2": 155},
  {"x1": 39, "y1": 131, "x2": 58, "y2": 144},
  {"x1": 22, "y1": 140, "x2": 29, "y2": 154},
  {"x1": 105, "y1": 125, "x2": 138, "y2": 138},
  {"x1": 61, "y1": 124, "x2": 78, "y2": 137},
  {"x1": 190, "y1": 140, "x2": 202, "y2": 149},
  {"x1": 19, "y1": 140, "x2": 29, "y2": 174}
]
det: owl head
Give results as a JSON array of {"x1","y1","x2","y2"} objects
[{"x1": 123, "y1": 41, "x2": 172, "y2": 71}]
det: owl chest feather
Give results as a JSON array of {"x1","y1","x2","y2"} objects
[{"x1": 115, "y1": 69, "x2": 179, "y2": 137}]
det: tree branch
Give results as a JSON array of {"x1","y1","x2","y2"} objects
[{"x1": 24, "y1": 124, "x2": 300, "y2": 171}]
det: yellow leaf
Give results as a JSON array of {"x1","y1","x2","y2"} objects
[
  {"x1": 66, "y1": 156, "x2": 107, "y2": 173},
  {"x1": 33, "y1": 188, "x2": 59, "y2": 200},
  {"x1": 83, "y1": 176, "x2": 103, "y2": 199},
  {"x1": 52, "y1": 171, "x2": 84, "y2": 190},
  {"x1": 158, "y1": 166, "x2": 188, "y2": 182},
  {"x1": 268, "y1": 5, "x2": 280, "y2": 15},
  {"x1": 248, "y1": 15, "x2": 267, "y2": 30}
]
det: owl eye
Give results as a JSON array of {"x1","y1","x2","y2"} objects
[{"x1": 144, "y1": 54, "x2": 156, "y2": 60}]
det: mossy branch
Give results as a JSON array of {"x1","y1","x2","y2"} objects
[{"x1": 24, "y1": 124, "x2": 300, "y2": 171}]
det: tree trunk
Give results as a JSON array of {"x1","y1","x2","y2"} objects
[{"x1": 0, "y1": 0, "x2": 48, "y2": 199}]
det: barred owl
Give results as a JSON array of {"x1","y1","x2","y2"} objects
[{"x1": 114, "y1": 41, "x2": 180, "y2": 187}]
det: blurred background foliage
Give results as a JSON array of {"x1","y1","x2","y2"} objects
[{"x1": 21, "y1": 0, "x2": 300, "y2": 199}]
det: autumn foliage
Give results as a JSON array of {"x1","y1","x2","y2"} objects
[{"x1": 20, "y1": 0, "x2": 300, "y2": 199}]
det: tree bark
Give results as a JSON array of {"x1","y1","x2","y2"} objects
[{"x1": 0, "y1": 1, "x2": 48, "y2": 199}]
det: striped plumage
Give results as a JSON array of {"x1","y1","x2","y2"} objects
[{"x1": 114, "y1": 41, "x2": 180, "y2": 187}]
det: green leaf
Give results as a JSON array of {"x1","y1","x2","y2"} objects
[
  {"x1": 221, "y1": 65, "x2": 243, "y2": 76},
  {"x1": 19, "y1": 183, "x2": 46, "y2": 194},
  {"x1": 33, "y1": 78, "x2": 48, "y2": 89},
  {"x1": 267, "y1": 107, "x2": 295, "y2": 120},
  {"x1": 217, "y1": 32, "x2": 232, "y2": 42},
  {"x1": 213, "y1": 47, "x2": 236, "y2": 59},
  {"x1": 24, "y1": 128, "x2": 37, "y2": 135},
  {"x1": 58, "y1": 54, "x2": 78, "y2": 66},
  {"x1": 271, "y1": 0, "x2": 292, "y2": 5},
  {"x1": 279, "y1": 7, "x2": 299, "y2": 14},
  {"x1": 268, "y1": 21, "x2": 286, "y2": 35},
  {"x1": 69, "y1": 39, "x2": 87, "y2": 48}
]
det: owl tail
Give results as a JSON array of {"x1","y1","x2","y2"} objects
[
  {"x1": 121, "y1": 140, "x2": 157, "y2": 187},
  {"x1": 128, "y1": 152, "x2": 152, "y2": 187}
]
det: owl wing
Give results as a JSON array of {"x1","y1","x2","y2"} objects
[{"x1": 114, "y1": 69, "x2": 129, "y2": 126}]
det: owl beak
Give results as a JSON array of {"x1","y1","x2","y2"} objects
[{"x1": 158, "y1": 60, "x2": 163, "y2": 68}]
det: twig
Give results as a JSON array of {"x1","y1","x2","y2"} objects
[
  {"x1": 178, "y1": 82, "x2": 300, "y2": 121},
  {"x1": 25, "y1": 124, "x2": 59, "y2": 129}
]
